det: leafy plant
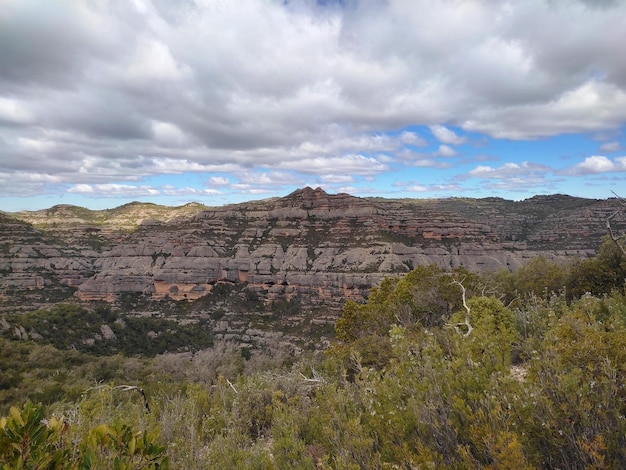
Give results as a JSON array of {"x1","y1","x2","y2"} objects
[
  {"x1": 0, "y1": 401, "x2": 168, "y2": 469},
  {"x1": 0, "y1": 401, "x2": 68, "y2": 469}
]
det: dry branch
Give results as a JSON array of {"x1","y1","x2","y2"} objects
[
  {"x1": 607, "y1": 192, "x2": 626, "y2": 257},
  {"x1": 83, "y1": 384, "x2": 151, "y2": 412},
  {"x1": 450, "y1": 277, "x2": 473, "y2": 337},
  {"x1": 226, "y1": 378, "x2": 238, "y2": 394}
]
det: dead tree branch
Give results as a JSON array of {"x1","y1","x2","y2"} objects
[
  {"x1": 115, "y1": 385, "x2": 151, "y2": 413},
  {"x1": 299, "y1": 367, "x2": 325, "y2": 384},
  {"x1": 607, "y1": 192, "x2": 626, "y2": 257},
  {"x1": 450, "y1": 277, "x2": 473, "y2": 337},
  {"x1": 82, "y1": 384, "x2": 151, "y2": 412},
  {"x1": 226, "y1": 378, "x2": 238, "y2": 394}
]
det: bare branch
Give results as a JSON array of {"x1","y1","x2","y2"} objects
[
  {"x1": 114, "y1": 385, "x2": 151, "y2": 413},
  {"x1": 450, "y1": 277, "x2": 473, "y2": 337},
  {"x1": 349, "y1": 349, "x2": 364, "y2": 376},
  {"x1": 299, "y1": 372, "x2": 325, "y2": 383},
  {"x1": 82, "y1": 384, "x2": 151, "y2": 412},
  {"x1": 82, "y1": 382, "x2": 107, "y2": 393},
  {"x1": 607, "y1": 192, "x2": 626, "y2": 257},
  {"x1": 226, "y1": 378, "x2": 238, "y2": 394}
]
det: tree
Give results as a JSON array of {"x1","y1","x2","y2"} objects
[
  {"x1": 332, "y1": 265, "x2": 482, "y2": 374},
  {"x1": 567, "y1": 238, "x2": 626, "y2": 299},
  {"x1": 513, "y1": 256, "x2": 568, "y2": 299}
]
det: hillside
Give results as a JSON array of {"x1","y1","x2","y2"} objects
[
  {"x1": 2, "y1": 190, "x2": 626, "y2": 468},
  {"x1": 0, "y1": 188, "x2": 618, "y2": 352},
  {"x1": 1, "y1": 188, "x2": 614, "y2": 306}
]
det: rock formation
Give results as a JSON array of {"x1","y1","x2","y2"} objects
[{"x1": 0, "y1": 188, "x2": 617, "y2": 310}]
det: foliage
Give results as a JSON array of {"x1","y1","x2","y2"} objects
[
  {"x1": 0, "y1": 401, "x2": 68, "y2": 469},
  {"x1": 1, "y1": 303, "x2": 213, "y2": 356},
  {"x1": 567, "y1": 238, "x2": 626, "y2": 299},
  {"x1": 80, "y1": 423, "x2": 168, "y2": 469},
  {"x1": 491, "y1": 238, "x2": 626, "y2": 305},
  {"x1": 0, "y1": 401, "x2": 168, "y2": 469},
  {"x1": 3, "y1": 248, "x2": 626, "y2": 468},
  {"x1": 494, "y1": 256, "x2": 568, "y2": 303},
  {"x1": 0, "y1": 337, "x2": 156, "y2": 413},
  {"x1": 332, "y1": 265, "x2": 481, "y2": 374},
  {"x1": 449, "y1": 296, "x2": 517, "y2": 370}
]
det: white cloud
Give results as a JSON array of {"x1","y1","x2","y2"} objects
[
  {"x1": 428, "y1": 184, "x2": 464, "y2": 193},
  {"x1": 69, "y1": 183, "x2": 94, "y2": 193},
  {"x1": 151, "y1": 120, "x2": 189, "y2": 146},
  {"x1": 231, "y1": 184, "x2": 273, "y2": 195},
  {"x1": 275, "y1": 155, "x2": 388, "y2": 175},
  {"x1": 208, "y1": 176, "x2": 230, "y2": 186},
  {"x1": 151, "y1": 158, "x2": 241, "y2": 174},
  {"x1": 563, "y1": 155, "x2": 626, "y2": 175},
  {"x1": 17, "y1": 137, "x2": 55, "y2": 152},
  {"x1": 237, "y1": 171, "x2": 299, "y2": 186},
  {"x1": 430, "y1": 125, "x2": 466, "y2": 145},
  {"x1": 469, "y1": 162, "x2": 549, "y2": 178},
  {"x1": 68, "y1": 183, "x2": 160, "y2": 196},
  {"x1": 335, "y1": 185, "x2": 369, "y2": 195},
  {"x1": 600, "y1": 141, "x2": 621, "y2": 152},
  {"x1": 463, "y1": 81, "x2": 626, "y2": 139},
  {"x1": 414, "y1": 159, "x2": 452, "y2": 169},
  {"x1": 320, "y1": 174, "x2": 354, "y2": 184},
  {"x1": 399, "y1": 131, "x2": 427, "y2": 146},
  {"x1": 66, "y1": 183, "x2": 221, "y2": 198},
  {"x1": 0, "y1": 97, "x2": 33, "y2": 124},
  {"x1": 126, "y1": 38, "x2": 191, "y2": 83},
  {"x1": 467, "y1": 161, "x2": 554, "y2": 190},
  {"x1": 395, "y1": 181, "x2": 463, "y2": 194},
  {"x1": 435, "y1": 144, "x2": 458, "y2": 157},
  {"x1": 162, "y1": 186, "x2": 221, "y2": 196}
]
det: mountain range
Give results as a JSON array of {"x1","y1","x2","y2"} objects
[{"x1": 1, "y1": 187, "x2": 617, "y2": 313}]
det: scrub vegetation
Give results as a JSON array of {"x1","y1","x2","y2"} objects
[{"x1": 2, "y1": 237, "x2": 626, "y2": 468}]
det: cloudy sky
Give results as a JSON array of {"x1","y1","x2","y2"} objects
[{"x1": 1, "y1": 0, "x2": 626, "y2": 211}]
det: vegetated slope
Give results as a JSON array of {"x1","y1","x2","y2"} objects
[
  {"x1": 2, "y1": 256, "x2": 626, "y2": 468},
  {"x1": 0, "y1": 211, "x2": 89, "y2": 305},
  {"x1": 2, "y1": 195, "x2": 625, "y2": 468},
  {"x1": 13, "y1": 201, "x2": 209, "y2": 230}
]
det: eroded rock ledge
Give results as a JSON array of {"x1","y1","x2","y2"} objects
[{"x1": 0, "y1": 188, "x2": 615, "y2": 308}]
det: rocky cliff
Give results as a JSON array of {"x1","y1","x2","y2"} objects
[{"x1": 0, "y1": 188, "x2": 617, "y2": 310}]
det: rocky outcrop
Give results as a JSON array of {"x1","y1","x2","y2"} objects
[
  {"x1": 0, "y1": 188, "x2": 618, "y2": 308},
  {"x1": 0, "y1": 213, "x2": 97, "y2": 306}
]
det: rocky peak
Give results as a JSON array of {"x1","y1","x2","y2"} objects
[
  {"x1": 279, "y1": 186, "x2": 373, "y2": 217},
  {"x1": 284, "y1": 186, "x2": 344, "y2": 207},
  {"x1": 287, "y1": 186, "x2": 327, "y2": 198}
]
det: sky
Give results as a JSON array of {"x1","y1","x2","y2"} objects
[{"x1": 1, "y1": 0, "x2": 626, "y2": 212}]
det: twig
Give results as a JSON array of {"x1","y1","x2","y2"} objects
[
  {"x1": 82, "y1": 384, "x2": 151, "y2": 413},
  {"x1": 114, "y1": 385, "x2": 151, "y2": 413},
  {"x1": 607, "y1": 191, "x2": 626, "y2": 257},
  {"x1": 450, "y1": 277, "x2": 473, "y2": 337},
  {"x1": 299, "y1": 370, "x2": 325, "y2": 383},
  {"x1": 226, "y1": 378, "x2": 238, "y2": 394}
]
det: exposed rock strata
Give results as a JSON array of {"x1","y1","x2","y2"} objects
[{"x1": 0, "y1": 188, "x2": 616, "y2": 308}]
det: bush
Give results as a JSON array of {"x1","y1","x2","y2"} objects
[{"x1": 0, "y1": 401, "x2": 168, "y2": 469}]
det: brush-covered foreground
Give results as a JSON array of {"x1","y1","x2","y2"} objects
[{"x1": 1, "y1": 239, "x2": 626, "y2": 469}]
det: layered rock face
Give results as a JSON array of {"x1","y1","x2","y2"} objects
[
  {"x1": 0, "y1": 213, "x2": 97, "y2": 301},
  {"x1": 0, "y1": 188, "x2": 617, "y2": 308}
]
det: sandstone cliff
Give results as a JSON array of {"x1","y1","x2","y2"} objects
[{"x1": 0, "y1": 188, "x2": 616, "y2": 309}]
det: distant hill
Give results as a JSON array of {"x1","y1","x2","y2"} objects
[{"x1": 12, "y1": 201, "x2": 210, "y2": 230}]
